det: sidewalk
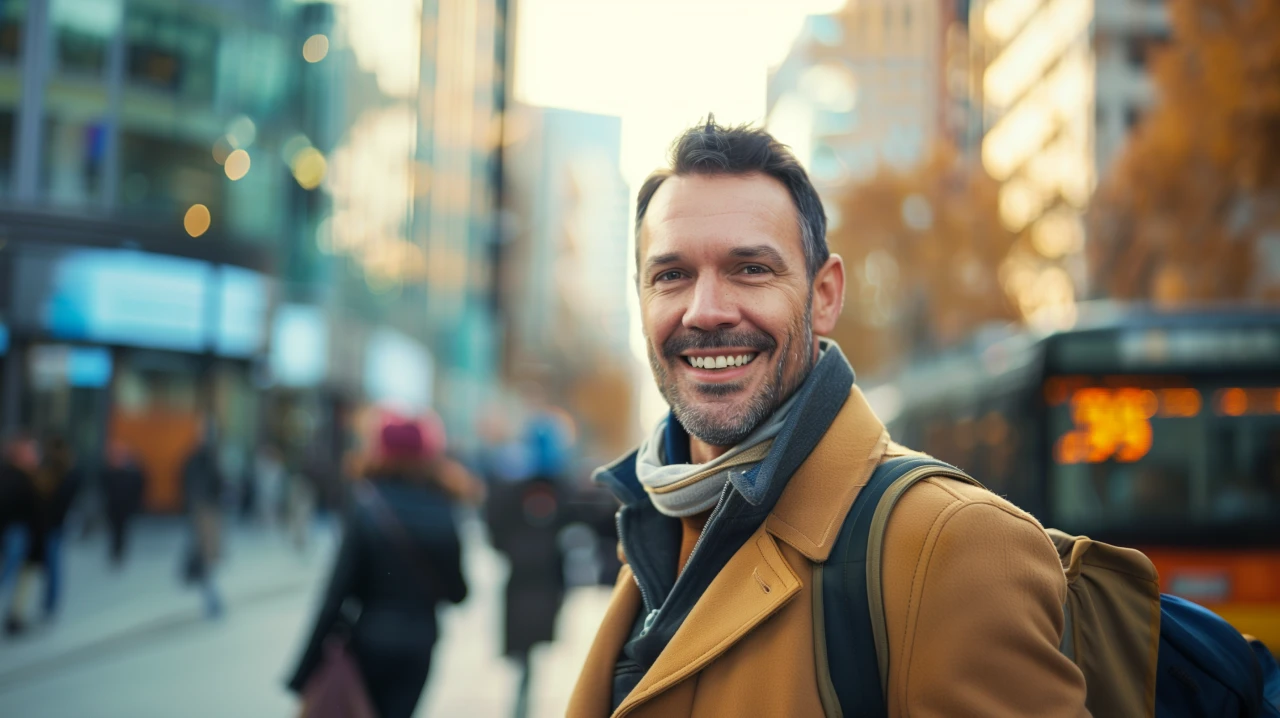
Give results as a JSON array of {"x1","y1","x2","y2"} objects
[
  {"x1": 0, "y1": 514, "x2": 613, "y2": 717},
  {"x1": 0, "y1": 515, "x2": 337, "y2": 686}
]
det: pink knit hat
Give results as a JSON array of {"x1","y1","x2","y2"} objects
[{"x1": 375, "y1": 410, "x2": 446, "y2": 463}]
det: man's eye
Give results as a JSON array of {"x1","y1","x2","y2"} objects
[
  {"x1": 656, "y1": 270, "x2": 684, "y2": 282},
  {"x1": 742, "y1": 265, "x2": 770, "y2": 275}
]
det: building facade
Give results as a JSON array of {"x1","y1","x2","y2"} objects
[
  {"x1": 974, "y1": 0, "x2": 1170, "y2": 323},
  {"x1": 0, "y1": 0, "x2": 509, "y2": 508},
  {"x1": 767, "y1": 0, "x2": 946, "y2": 191},
  {"x1": 500, "y1": 104, "x2": 635, "y2": 455}
]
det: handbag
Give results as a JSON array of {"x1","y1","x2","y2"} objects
[{"x1": 298, "y1": 637, "x2": 378, "y2": 718}]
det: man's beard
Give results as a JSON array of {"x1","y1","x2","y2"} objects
[{"x1": 647, "y1": 304, "x2": 815, "y2": 449}]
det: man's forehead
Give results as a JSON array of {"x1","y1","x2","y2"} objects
[
  {"x1": 640, "y1": 173, "x2": 800, "y2": 257},
  {"x1": 647, "y1": 172, "x2": 794, "y2": 222}
]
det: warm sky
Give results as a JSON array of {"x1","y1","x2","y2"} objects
[
  {"x1": 514, "y1": 0, "x2": 846, "y2": 191},
  {"x1": 513, "y1": 0, "x2": 846, "y2": 429}
]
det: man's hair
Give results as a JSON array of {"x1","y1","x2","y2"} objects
[{"x1": 635, "y1": 116, "x2": 829, "y2": 280}]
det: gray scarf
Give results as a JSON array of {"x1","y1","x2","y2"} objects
[{"x1": 635, "y1": 393, "x2": 798, "y2": 518}]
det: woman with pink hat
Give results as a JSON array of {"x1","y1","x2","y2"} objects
[{"x1": 287, "y1": 410, "x2": 478, "y2": 718}]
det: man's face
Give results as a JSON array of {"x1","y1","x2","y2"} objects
[{"x1": 638, "y1": 173, "x2": 842, "y2": 449}]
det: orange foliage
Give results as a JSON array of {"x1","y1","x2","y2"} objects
[
  {"x1": 825, "y1": 145, "x2": 1023, "y2": 378},
  {"x1": 1090, "y1": 0, "x2": 1280, "y2": 304}
]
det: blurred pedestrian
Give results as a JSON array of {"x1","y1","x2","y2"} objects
[
  {"x1": 484, "y1": 408, "x2": 574, "y2": 718},
  {"x1": 30, "y1": 435, "x2": 81, "y2": 618},
  {"x1": 249, "y1": 443, "x2": 286, "y2": 531},
  {"x1": 0, "y1": 434, "x2": 39, "y2": 637},
  {"x1": 102, "y1": 440, "x2": 146, "y2": 569},
  {"x1": 486, "y1": 473, "x2": 567, "y2": 718},
  {"x1": 181, "y1": 422, "x2": 226, "y2": 619},
  {"x1": 287, "y1": 411, "x2": 474, "y2": 718},
  {"x1": 285, "y1": 468, "x2": 316, "y2": 553}
]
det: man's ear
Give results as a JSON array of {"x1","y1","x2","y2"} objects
[{"x1": 811, "y1": 254, "x2": 845, "y2": 337}]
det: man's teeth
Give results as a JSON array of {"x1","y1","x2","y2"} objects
[{"x1": 686, "y1": 354, "x2": 757, "y2": 369}]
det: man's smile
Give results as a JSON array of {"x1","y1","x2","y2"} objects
[{"x1": 676, "y1": 350, "x2": 763, "y2": 384}]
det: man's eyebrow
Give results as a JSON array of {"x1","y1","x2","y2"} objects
[
  {"x1": 644, "y1": 252, "x2": 683, "y2": 273},
  {"x1": 729, "y1": 245, "x2": 788, "y2": 268}
]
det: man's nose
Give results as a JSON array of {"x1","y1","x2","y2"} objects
[{"x1": 683, "y1": 275, "x2": 740, "y2": 331}]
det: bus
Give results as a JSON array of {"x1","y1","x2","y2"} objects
[{"x1": 867, "y1": 304, "x2": 1280, "y2": 650}]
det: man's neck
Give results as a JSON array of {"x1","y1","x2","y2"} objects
[{"x1": 689, "y1": 438, "x2": 728, "y2": 465}]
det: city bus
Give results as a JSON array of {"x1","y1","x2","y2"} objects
[{"x1": 867, "y1": 304, "x2": 1280, "y2": 650}]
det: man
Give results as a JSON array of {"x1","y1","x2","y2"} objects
[{"x1": 567, "y1": 120, "x2": 1088, "y2": 717}]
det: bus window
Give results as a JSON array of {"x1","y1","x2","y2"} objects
[{"x1": 1049, "y1": 379, "x2": 1280, "y2": 543}]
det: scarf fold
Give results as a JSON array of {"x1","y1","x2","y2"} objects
[{"x1": 635, "y1": 393, "x2": 798, "y2": 518}]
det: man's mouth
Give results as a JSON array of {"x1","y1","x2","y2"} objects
[{"x1": 681, "y1": 353, "x2": 759, "y2": 371}]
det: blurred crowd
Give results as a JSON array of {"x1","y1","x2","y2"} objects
[{"x1": 0, "y1": 394, "x2": 619, "y2": 718}]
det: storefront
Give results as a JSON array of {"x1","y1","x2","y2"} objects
[{"x1": 2, "y1": 242, "x2": 271, "y2": 512}]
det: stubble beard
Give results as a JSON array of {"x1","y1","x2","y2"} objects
[{"x1": 647, "y1": 304, "x2": 815, "y2": 450}]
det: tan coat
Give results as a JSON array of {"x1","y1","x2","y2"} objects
[{"x1": 568, "y1": 387, "x2": 1090, "y2": 718}]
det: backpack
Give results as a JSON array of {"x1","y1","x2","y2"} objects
[{"x1": 820, "y1": 455, "x2": 1280, "y2": 718}]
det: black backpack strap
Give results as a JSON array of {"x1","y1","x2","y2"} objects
[{"x1": 820, "y1": 456, "x2": 982, "y2": 717}]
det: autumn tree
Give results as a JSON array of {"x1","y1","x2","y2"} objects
[
  {"x1": 826, "y1": 145, "x2": 1024, "y2": 379},
  {"x1": 1089, "y1": 0, "x2": 1280, "y2": 304}
]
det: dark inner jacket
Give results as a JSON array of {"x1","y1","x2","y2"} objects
[
  {"x1": 596, "y1": 342, "x2": 853, "y2": 710},
  {"x1": 288, "y1": 477, "x2": 468, "y2": 692}
]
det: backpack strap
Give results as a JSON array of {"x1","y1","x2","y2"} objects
[{"x1": 819, "y1": 456, "x2": 983, "y2": 717}]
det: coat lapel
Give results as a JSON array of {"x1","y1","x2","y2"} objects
[
  {"x1": 568, "y1": 565, "x2": 643, "y2": 718},
  {"x1": 766, "y1": 386, "x2": 890, "y2": 562},
  {"x1": 614, "y1": 529, "x2": 802, "y2": 717}
]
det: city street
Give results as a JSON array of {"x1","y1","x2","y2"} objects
[{"x1": 0, "y1": 515, "x2": 611, "y2": 717}]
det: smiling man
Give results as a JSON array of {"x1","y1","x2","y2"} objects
[{"x1": 566, "y1": 120, "x2": 1090, "y2": 718}]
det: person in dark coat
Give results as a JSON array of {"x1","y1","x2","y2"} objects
[
  {"x1": 32, "y1": 435, "x2": 81, "y2": 618},
  {"x1": 287, "y1": 412, "x2": 475, "y2": 718},
  {"x1": 102, "y1": 441, "x2": 146, "y2": 568},
  {"x1": 182, "y1": 425, "x2": 226, "y2": 618},
  {"x1": 486, "y1": 475, "x2": 567, "y2": 716},
  {"x1": 0, "y1": 434, "x2": 40, "y2": 637}
]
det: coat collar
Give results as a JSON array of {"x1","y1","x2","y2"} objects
[
  {"x1": 764, "y1": 384, "x2": 891, "y2": 562},
  {"x1": 572, "y1": 346, "x2": 894, "y2": 717}
]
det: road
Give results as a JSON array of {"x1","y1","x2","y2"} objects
[{"x1": 0, "y1": 514, "x2": 612, "y2": 717}]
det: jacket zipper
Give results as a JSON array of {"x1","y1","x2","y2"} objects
[
  {"x1": 636, "y1": 479, "x2": 734, "y2": 637},
  {"x1": 616, "y1": 509, "x2": 657, "y2": 618}
]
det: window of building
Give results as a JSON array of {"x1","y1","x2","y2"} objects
[
  {"x1": 1124, "y1": 106, "x2": 1142, "y2": 130},
  {"x1": 124, "y1": 7, "x2": 218, "y2": 101},
  {"x1": 52, "y1": 0, "x2": 122, "y2": 77},
  {"x1": 1126, "y1": 31, "x2": 1171, "y2": 71},
  {"x1": 0, "y1": 110, "x2": 14, "y2": 194},
  {"x1": 41, "y1": 116, "x2": 105, "y2": 206},
  {"x1": 119, "y1": 131, "x2": 224, "y2": 220},
  {"x1": 0, "y1": 1, "x2": 23, "y2": 63}
]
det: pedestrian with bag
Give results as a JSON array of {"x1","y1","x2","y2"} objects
[{"x1": 287, "y1": 411, "x2": 472, "y2": 718}]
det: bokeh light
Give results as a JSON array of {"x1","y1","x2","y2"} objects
[
  {"x1": 291, "y1": 147, "x2": 327, "y2": 190},
  {"x1": 183, "y1": 204, "x2": 211, "y2": 237},
  {"x1": 225, "y1": 149, "x2": 251, "y2": 181},
  {"x1": 303, "y1": 34, "x2": 329, "y2": 63},
  {"x1": 226, "y1": 116, "x2": 257, "y2": 148},
  {"x1": 212, "y1": 137, "x2": 232, "y2": 165}
]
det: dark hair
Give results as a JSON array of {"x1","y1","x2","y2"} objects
[{"x1": 635, "y1": 116, "x2": 829, "y2": 280}]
